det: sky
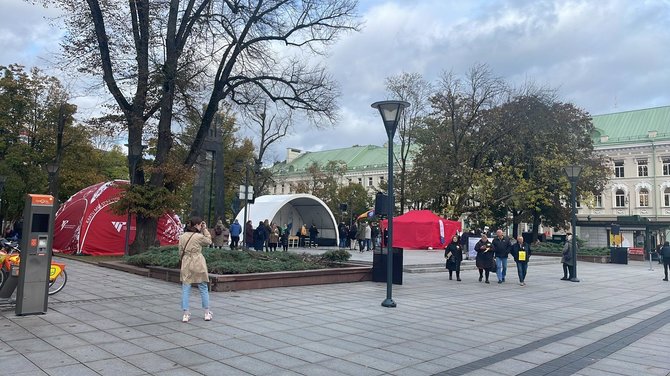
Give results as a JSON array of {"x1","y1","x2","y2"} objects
[{"x1": 2, "y1": 0, "x2": 669, "y2": 163}]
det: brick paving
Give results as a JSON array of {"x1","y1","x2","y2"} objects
[{"x1": 1, "y1": 254, "x2": 669, "y2": 376}]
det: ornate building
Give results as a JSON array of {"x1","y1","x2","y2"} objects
[{"x1": 579, "y1": 105, "x2": 670, "y2": 249}]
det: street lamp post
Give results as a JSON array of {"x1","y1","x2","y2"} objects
[
  {"x1": 124, "y1": 144, "x2": 147, "y2": 257},
  {"x1": 564, "y1": 165, "x2": 582, "y2": 282},
  {"x1": 46, "y1": 162, "x2": 59, "y2": 198},
  {"x1": 372, "y1": 100, "x2": 410, "y2": 308},
  {"x1": 0, "y1": 175, "x2": 6, "y2": 229}
]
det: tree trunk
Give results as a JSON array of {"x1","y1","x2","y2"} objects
[
  {"x1": 129, "y1": 213, "x2": 158, "y2": 255},
  {"x1": 531, "y1": 210, "x2": 542, "y2": 243}
]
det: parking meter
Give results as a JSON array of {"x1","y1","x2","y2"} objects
[{"x1": 15, "y1": 194, "x2": 55, "y2": 315}]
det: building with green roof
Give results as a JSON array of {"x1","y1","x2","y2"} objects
[
  {"x1": 270, "y1": 144, "x2": 410, "y2": 196},
  {"x1": 580, "y1": 105, "x2": 670, "y2": 249}
]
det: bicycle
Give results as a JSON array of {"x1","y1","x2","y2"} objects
[{"x1": 0, "y1": 238, "x2": 67, "y2": 295}]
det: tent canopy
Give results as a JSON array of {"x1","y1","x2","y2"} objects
[
  {"x1": 53, "y1": 180, "x2": 182, "y2": 256},
  {"x1": 381, "y1": 210, "x2": 461, "y2": 249},
  {"x1": 234, "y1": 194, "x2": 338, "y2": 245}
]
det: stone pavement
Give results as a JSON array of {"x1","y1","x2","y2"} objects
[{"x1": 1, "y1": 255, "x2": 670, "y2": 376}]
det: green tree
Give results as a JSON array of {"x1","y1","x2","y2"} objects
[{"x1": 44, "y1": 0, "x2": 360, "y2": 253}]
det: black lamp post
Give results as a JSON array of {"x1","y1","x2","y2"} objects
[
  {"x1": 372, "y1": 100, "x2": 410, "y2": 308},
  {"x1": 564, "y1": 165, "x2": 582, "y2": 282},
  {"x1": 124, "y1": 144, "x2": 147, "y2": 256},
  {"x1": 46, "y1": 162, "x2": 59, "y2": 198},
  {"x1": 0, "y1": 175, "x2": 6, "y2": 229}
]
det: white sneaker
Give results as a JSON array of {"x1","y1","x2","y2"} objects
[
  {"x1": 182, "y1": 312, "x2": 190, "y2": 323},
  {"x1": 204, "y1": 311, "x2": 213, "y2": 321}
]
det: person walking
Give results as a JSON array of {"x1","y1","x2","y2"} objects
[
  {"x1": 356, "y1": 222, "x2": 367, "y2": 252},
  {"x1": 364, "y1": 222, "x2": 372, "y2": 251},
  {"x1": 253, "y1": 221, "x2": 267, "y2": 252},
  {"x1": 475, "y1": 233, "x2": 494, "y2": 284},
  {"x1": 492, "y1": 229, "x2": 512, "y2": 283},
  {"x1": 338, "y1": 222, "x2": 348, "y2": 249},
  {"x1": 268, "y1": 224, "x2": 280, "y2": 252},
  {"x1": 280, "y1": 224, "x2": 289, "y2": 252},
  {"x1": 561, "y1": 233, "x2": 575, "y2": 280},
  {"x1": 348, "y1": 223, "x2": 358, "y2": 250},
  {"x1": 445, "y1": 235, "x2": 462, "y2": 281},
  {"x1": 309, "y1": 224, "x2": 319, "y2": 248},
  {"x1": 244, "y1": 220, "x2": 254, "y2": 250},
  {"x1": 659, "y1": 241, "x2": 670, "y2": 281},
  {"x1": 512, "y1": 235, "x2": 531, "y2": 286},
  {"x1": 229, "y1": 219, "x2": 242, "y2": 250},
  {"x1": 211, "y1": 219, "x2": 227, "y2": 249},
  {"x1": 179, "y1": 217, "x2": 213, "y2": 323}
]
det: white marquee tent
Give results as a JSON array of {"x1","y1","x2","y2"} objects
[{"x1": 234, "y1": 194, "x2": 339, "y2": 245}]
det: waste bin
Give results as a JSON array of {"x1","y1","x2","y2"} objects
[
  {"x1": 609, "y1": 247, "x2": 628, "y2": 264},
  {"x1": 372, "y1": 247, "x2": 403, "y2": 285}
]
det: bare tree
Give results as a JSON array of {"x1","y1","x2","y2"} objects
[
  {"x1": 44, "y1": 0, "x2": 360, "y2": 253},
  {"x1": 384, "y1": 72, "x2": 431, "y2": 213}
]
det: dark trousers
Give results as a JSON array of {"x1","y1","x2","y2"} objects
[
  {"x1": 517, "y1": 261, "x2": 528, "y2": 282},
  {"x1": 562, "y1": 263, "x2": 574, "y2": 279},
  {"x1": 664, "y1": 260, "x2": 670, "y2": 279},
  {"x1": 448, "y1": 270, "x2": 460, "y2": 280},
  {"x1": 478, "y1": 268, "x2": 490, "y2": 281},
  {"x1": 231, "y1": 236, "x2": 239, "y2": 249}
]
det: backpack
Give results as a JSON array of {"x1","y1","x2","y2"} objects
[{"x1": 215, "y1": 227, "x2": 222, "y2": 235}]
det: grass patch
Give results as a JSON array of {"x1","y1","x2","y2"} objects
[{"x1": 124, "y1": 246, "x2": 352, "y2": 274}]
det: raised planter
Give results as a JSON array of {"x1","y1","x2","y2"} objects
[
  {"x1": 532, "y1": 252, "x2": 610, "y2": 263},
  {"x1": 99, "y1": 261, "x2": 372, "y2": 292}
]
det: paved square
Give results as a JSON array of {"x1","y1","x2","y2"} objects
[{"x1": 1, "y1": 254, "x2": 669, "y2": 375}]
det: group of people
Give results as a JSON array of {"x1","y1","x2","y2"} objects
[
  {"x1": 243, "y1": 220, "x2": 292, "y2": 252},
  {"x1": 337, "y1": 221, "x2": 380, "y2": 252},
  {"x1": 444, "y1": 229, "x2": 531, "y2": 286}
]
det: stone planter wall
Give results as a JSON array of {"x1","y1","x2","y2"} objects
[{"x1": 100, "y1": 261, "x2": 372, "y2": 292}]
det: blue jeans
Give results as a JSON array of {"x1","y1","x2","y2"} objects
[
  {"x1": 182, "y1": 282, "x2": 209, "y2": 311},
  {"x1": 516, "y1": 261, "x2": 528, "y2": 282},
  {"x1": 339, "y1": 237, "x2": 347, "y2": 248},
  {"x1": 496, "y1": 257, "x2": 508, "y2": 281}
]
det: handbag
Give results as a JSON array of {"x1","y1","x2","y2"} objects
[{"x1": 489, "y1": 260, "x2": 497, "y2": 273}]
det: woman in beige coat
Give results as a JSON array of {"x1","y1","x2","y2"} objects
[{"x1": 179, "y1": 217, "x2": 213, "y2": 322}]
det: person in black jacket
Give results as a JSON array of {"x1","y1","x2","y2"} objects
[
  {"x1": 444, "y1": 235, "x2": 462, "y2": 281},
  {"x1": 660, "y1": 241, "x2": 670, "y2": 281},
  {"x1": 512, "y1": 235, "x2": 531, "y2": 286},
  {"x1": 492, "y1": 229, "x2": 512, "y2": 283},
  {"x1": 475, "y1": 233, "x2": 494, "y2": 284}
]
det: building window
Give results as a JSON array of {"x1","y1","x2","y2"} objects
[
  {"x1": 663, "y1": 158, "x2": 670, "y2": 176},
  {"x1": 358, "y1": 178, "x2": 362, "y2": 185},
  {"x1": 281, "y1": 184, "x2": 285, "y2": 194},
  {"x1": 368, "y1": 177, "x2": 373, "y2": 187},
  {"x1": 615, "y1": 189, "x2": 626, "y2": 207},
  {"x1": 639, "y1": 188, "x2": 649, "y2": 207},
  {"x1": 595, "y1": 194, "x2": 603, "y2": 208},
  {"x1": 273, "y1": 185, "x2": 277, "y2": 194},
  {"x1": 576, "y1": 197, "x2": 581, "y2": 208},
  {"x1": 379, "y1": 176, "x2": 385, "y2": 184},
  {"x1": 637, "y1": 159, "x2": 648, "y2": 177},
  {"x1": 614, "y1": 161, "x2": 624, "y2": 178},
  {"x1": 665, "y1": 188, "x2": 670, "y2": 207}
]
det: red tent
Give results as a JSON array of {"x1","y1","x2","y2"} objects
[
  {"x1": 53, "y1": 180, "x2": 183, "y2": 256},
  {"x1": 380, "y1": 210, "x2": 461, "y2": 249}
]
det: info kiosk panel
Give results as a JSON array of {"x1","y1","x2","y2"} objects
[{"x1": 16, "y1": 194, "x2": 55, "y2": 315}]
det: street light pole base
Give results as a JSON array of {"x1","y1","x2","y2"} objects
[
  {"x1": 570, "y1": 277, "x2": 580, "y2": 282},
  {"x1": 381, "y1": 298, "x2": 396, "y2": 308}
]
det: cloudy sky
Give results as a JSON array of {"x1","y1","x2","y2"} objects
[{"x1": 2, "y1": 0, "x2": 669, "y2": 163}]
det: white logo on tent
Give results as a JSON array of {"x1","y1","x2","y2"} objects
[
  {"x1": 112, "y1": 221, "x2": 126, "y2": 232},
  {"x1": 60, "y1": 220, "x2": 69, "y2": 231}
]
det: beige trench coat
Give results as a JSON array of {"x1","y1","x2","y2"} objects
[{"x1": 179, "y1": 229, "x2": 211, "y2": 284}]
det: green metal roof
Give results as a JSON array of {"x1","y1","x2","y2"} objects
[
  {"x1": 273, "y1": 144, "x2": 410, "y2": 175},
  {"x1": 592, "y1": 105, "x2": 670, "y2": 146}
]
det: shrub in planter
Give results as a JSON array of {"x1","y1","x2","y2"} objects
[{"x1": 321, "y1": 249, "x2": 352, "y2": 263}]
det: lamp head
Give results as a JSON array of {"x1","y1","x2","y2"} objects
[{"x1": 371, "y1": 100, "x2": 410, "y2": 138}]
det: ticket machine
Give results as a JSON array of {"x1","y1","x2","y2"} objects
[{"x1": 15, "y1": 194, "x2": 55, "y2": 315}]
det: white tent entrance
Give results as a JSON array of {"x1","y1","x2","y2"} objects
[{"x1": 234, "y1": 194, "x2": 338, "y2": 246}]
